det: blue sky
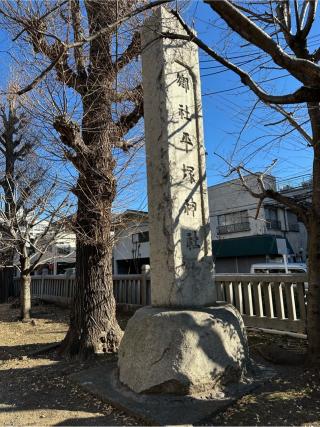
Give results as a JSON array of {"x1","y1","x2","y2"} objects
[
  {"x1": 132, "y1": 1, "x2": 315, "y2": 211},
  {"x1": 124, "y1": 1, "x2": 315, "y2": 210},
  {"x1": 0, "y1": 2, "x2": 316, "y2": 212},
  {"x1": 186, "y1": 1, "x2": 314, "y2": 187}
]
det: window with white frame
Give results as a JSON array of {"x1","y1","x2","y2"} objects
[{"x1": 217, "y1": 210, "x2": 250, "y2": 234}]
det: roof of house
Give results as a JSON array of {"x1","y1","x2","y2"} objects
[{"x1": 112, "y1": 210, "x2": 148, "y2": 231}]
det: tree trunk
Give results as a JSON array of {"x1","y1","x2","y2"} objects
[
  {"x1": 20, "y1": 257, "x2": 31, "y2": 321},
  {"x1": 60, "y1": 172, "x2": 123, "y2": 359},
  {"x1": 61, "y1": 98, "x2": 123, "y2": 358},
  {"x1": 59, "y1": 1, "x2": 126, "y2": 359},
  {"x1": 306, "y1": 217, "x2": 320, "y2": 363},
  {"x1": 306, "y1": 104, "x2": 320, "y2": 364},
  {"x1": 60, "y1": 121, "x2": 124, "y2": 360}
]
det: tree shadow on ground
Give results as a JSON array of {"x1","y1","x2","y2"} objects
[
  {"x1": 0, "y1": 342, "x2": 61, "y2": 360},
  {"x1": 1, "y1": 353, "x2": 319, "y2": 426},
  {"x1": 54, "y1": 414, "x2": 139, "y2": 426},
  {"x1": 110, "y1": 307, "x2": 317, "y2": 425},
  {"x1": 0, "y1": 358, "x2": 139, "y2": 426},
  {"x1": 1, "y1": 303, "x2": 317, "y2": 426},
  {"x1": 1, "y1": 302, "x2": 131, "y2": 326}
]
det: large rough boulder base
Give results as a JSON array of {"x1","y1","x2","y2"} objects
[{"x1": 118, "y1": 304, "x2": 250, "y2": 395}]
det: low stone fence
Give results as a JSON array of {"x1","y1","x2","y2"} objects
[
  {"x1": 13, "y1": 271, "x2": 152, "y2": 308},
  {"x1": 13, "y1": 275, "x2": 77, "y2": 306},
  {"x1": 216, "y1": 274, "x2": 307, "y2": 334},
  {"x1": 113, "y1": 273, "x2": 151, "y2": 306},
  {"x1": 13, "y1": 272, "x2": 307, "y2": 334}
]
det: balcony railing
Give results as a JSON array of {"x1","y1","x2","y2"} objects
[
  {"x1": 266, "y1": 219, "x2": 281, "y2": 230},
  {"x1": 217, "y1": 222, "x2": 250, "y2": 235}
]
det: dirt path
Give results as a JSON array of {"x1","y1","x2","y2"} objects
[
  {"x1": 0, "y1": 303, "x2": 139, "y2": 426},
  {"x1": 1, "y1": 303, "x2": 320, "y2": 426}
]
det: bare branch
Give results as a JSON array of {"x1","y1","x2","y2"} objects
[
  {"x1": 53, "y1": 115, "x2": 87, "y2": 153},
  {"x1": 300, "y1": 0, "x2": 318, "y2": 39},
  {"x1": 16, "y1": 54, "x2": 64, "y2": 96},
  {"x1": 112, "y1": 84, "x2": 142, "y2": 103},
  {"x1": 275, "y1": 1, "x2": 291, "y2": 34},
  {"x1": 313, "y1": 47, "x2": 320, "y2": 63},
  {"x1": 236, "y1": 164, "x2": 310, "y2": 225},
  {"x1": 164, "y1": 10, "x2": 320, "y2": 104},
  {"x1": 70, "y1": 0, "x2": 86, "y2": 78},
  {"x1": 0, "y1": 0, "x2": 172, "y2": 96},
  {"x1": 11, "y1": 0, "x2": 69, "y2": 42},
  {"x1": 293, "y1": 0, "x2": 301, "y2": 33},
  {"x1": 114, "y1": 31, "x2": 141, "y2": 73},
  {"x1": 268, "y1": 104, "x2": 313, "y2": 145},
  {"x1": 204, "y1": 0, "x2": 320, "y2": 85},
  {"x1": 116, "y1": 99, "x2": 143, "y2": 136}
]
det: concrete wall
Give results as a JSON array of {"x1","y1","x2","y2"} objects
[
  {"x1": 284, "y1": 223, "x2": 308, "y2": 260},
  {"x1": 208, "y1": 175, "x2": 276, "y2": 239},
  {"x1": 112, "y1": 176, "x2": 309, "y2": 274}
]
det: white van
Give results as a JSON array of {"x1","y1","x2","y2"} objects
[{"x1": 250, "y1": 263, "x2": 307, "y2": 274}]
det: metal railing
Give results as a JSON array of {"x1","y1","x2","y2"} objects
[
  {"x1": 266, "y1": 219, "x2": 282, "y2": 230},
  {"x1": 217, "y1": 222, "x2": 250, "y2": 234},
  {"x1": 13, "y1": 271, "x2": 307, "y2": 334}
]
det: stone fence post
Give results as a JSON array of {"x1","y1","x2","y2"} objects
[
  {"x1": 41, "y1": 272, "x2": 45, "y2": 299},
  {"x1": 141, "y1": 264, "x2": 150, "y2": 306}
]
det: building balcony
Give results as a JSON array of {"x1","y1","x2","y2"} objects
[
  {"x1": 217, "y1": 222, "x2": 250, "y2": 235},
  {"x1": 266, "y1": 220, "x2": 282, "y2": 230}
]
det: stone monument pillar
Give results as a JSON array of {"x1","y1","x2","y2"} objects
[
  {"x1": 118, "y1": 7, "x2": 249, "y2": 395},
  {"x1": 141, "y1": 8, "x2": 215, "y2": 307}
]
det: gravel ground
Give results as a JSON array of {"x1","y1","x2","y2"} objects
[{"x1": 1, "y1": 302, "x2": 320, "y2": 426}]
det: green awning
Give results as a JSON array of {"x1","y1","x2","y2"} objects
[{"x1": 213, "y1": 235, "x2": 294, "y2": 258}]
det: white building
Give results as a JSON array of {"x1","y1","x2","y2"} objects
[
  {"x1": 13, "y1": 225, "x2": 76, "y2": 276},
  {"x1": 208, "y1": 174, "x2": 308, "y2": 273},
  {"x1": 112, "y1": 210, "x2": 149, "y2": 275},
  {"x1": 34, "y1": 230, "x2": 76, "y2": 275},
  {"x1": 15, "y1": 175, "x2": 307, "y2": 276},
  {"x1": 112, "y1": 175, "x2": 310, "y2": 274}
]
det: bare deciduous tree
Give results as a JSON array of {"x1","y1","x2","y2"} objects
[
  {"x1": 0, "y1": 172, "x2": 71, "y2": 321},
  {"x1": 0, "y1": 85, "x2": 37, "y2": 310},
  {"x1": 0, "y1": 0, "x2": 167, "y2": 358},
  {"x1": 161, "y1": 0, "x2": 320, "y2": 362},
  {"x1": 0, "y1": 89, "x2": 71, "y2": 320}
]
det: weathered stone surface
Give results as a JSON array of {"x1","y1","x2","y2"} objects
[
  {"x1": 118, "y1": 304, "x2": 250, "y2": 394},
  {"x1": 142, "y1": 7, "x2": 215, "y2": 306}
]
